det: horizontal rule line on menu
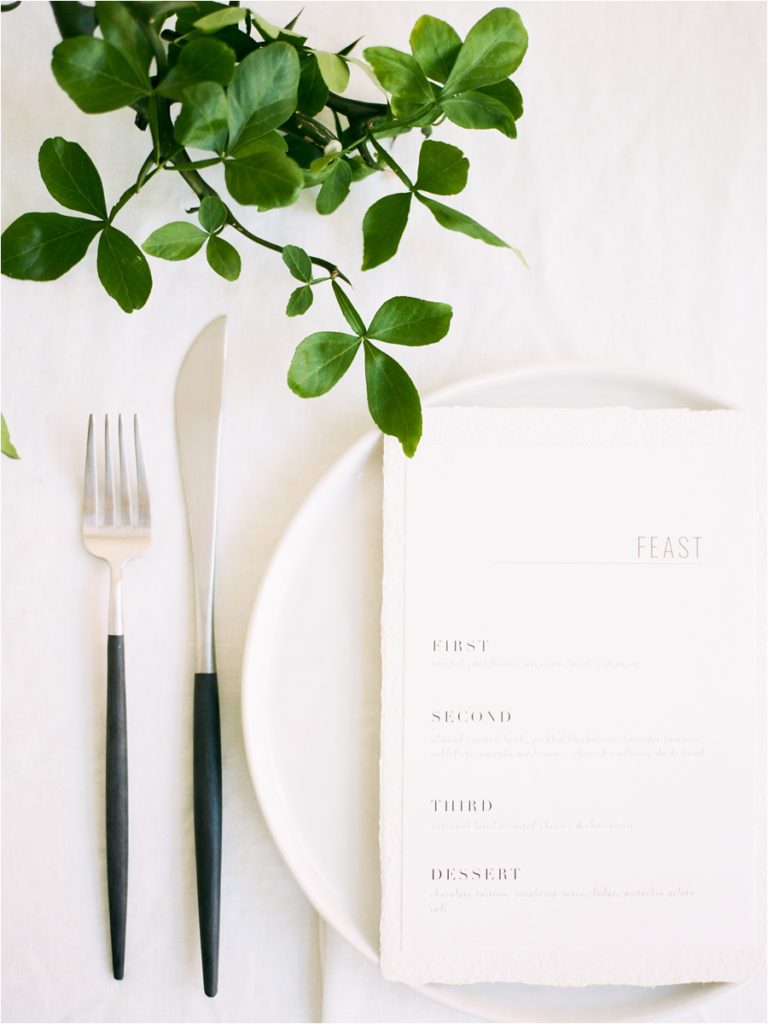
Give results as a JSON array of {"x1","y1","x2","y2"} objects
[{"x1": 494, "y1": 561, "x2": 703, "y2": 566}]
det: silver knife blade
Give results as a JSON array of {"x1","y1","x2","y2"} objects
[{"x1": 175, "y1": 316, "x2": 227, "y2": 673}]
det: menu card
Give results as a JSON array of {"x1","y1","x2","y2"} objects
[{"x1": 379, "y1": 408, "x2": 760, "y2": 986}]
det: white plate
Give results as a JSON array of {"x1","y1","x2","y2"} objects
[{"x1": 242, "y1": 366, "x2": 732, "y2": 1023}]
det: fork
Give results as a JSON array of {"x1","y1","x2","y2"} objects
[{"x1": 82, "y1": 414, "x2": 151, "y2": 980}]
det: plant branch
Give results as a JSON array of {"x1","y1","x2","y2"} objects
[
  {"x1": 284, "y1": 112, "x2": 336, "y2": 148},
  {"x1": 169, "y1": 151, "x2": 351, "y2": 284},
  {"x1": 356, "y1": 139, "x2": 378, "y2": 168},
  {"x1": 173, "y1": 159, "x2": 219, "y2": 201},
  {"x1": 227, "y1": 214, "x2": 350, "y2": 282},
  {"x1": 46, "y1": 2, "x2": 363, "y2": 291},
  {"x1": 326, "y1": 93, "x2": 388, "y2": 122},
  {"x1": 340, "y1": 103, "x2": 437, "y2": 159}
]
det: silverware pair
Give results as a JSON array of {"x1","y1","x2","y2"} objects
[{"x1": 80, "y1": 318, "x2": 227, "y2": 996}]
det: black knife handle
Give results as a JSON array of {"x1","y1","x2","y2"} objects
[
  {"x1": 106, "y1": 634, "x2": 128, "y2": 980},
  {"x1": 194, "y1": 672, "x2": 222, "y2": 997}
]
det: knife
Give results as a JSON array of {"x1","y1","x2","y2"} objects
[{"x1": 175, "y1": 316, "x2": 227, "y2": 997}]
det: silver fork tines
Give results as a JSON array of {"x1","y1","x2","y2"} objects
[
  {"x1": 134, "y1": 416, "x2": 151, "y2": 530},
  {"x1": 118, "y1": 415, "x2": 130, "y2": 527},
  {"x1": 82, "y1": 414, "x2": 152, "y2": 632},
  {"x1": 83, "y1": 415, "x2": 98, "y2": 530}
]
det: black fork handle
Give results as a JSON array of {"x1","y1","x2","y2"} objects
[
  {"x1": 106, "y1": 634, "x2": 128, "y2": 980},
  {"x1": 194, "y1": 672, "x2": 222, "y2": 997}
]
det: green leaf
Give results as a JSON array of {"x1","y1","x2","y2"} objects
[
  {"x1": 38, "y1": 138, "x2": 107, "y2": 219},
  {"x1": 193, "y1": 6, "x2": 247, "y2": 32},
  {"x1": 363, "y1": 341, "x2": 422, "y2": 457},
  {"x1": 51, "y1": 36, "x2": 150, "y2": 113},
  {"x1": 286, "y1": 285, "x2": 313, "y2": 317},
  {"x1": 479, "y1": 79, "x2": 523, "y2": 120},
  {"x1": 348, "y1": 156, "x2": 376, "y2": 182},
  {"x1": 302, "y1": 159, "x2": 334, "y2": 188},
  {"x1": 287, "y1": 331, "x2": 361, "y2": 397},
  {"x1": 227, "y1": 43, "x2": 300, "y2": 155},
  {"x1": 123, "y1": 1, "x2": 197, "y2": 21},
  {"x1": 297, "y1": 55, "x2": 329, "y2": 117},
  {"x1": 441, "y1": 91, "x2": 517, "y2": 135},
  {"x1": 224, "y1": 150, "x2": 303, "y2": 210},
  {"x1": 97, "y1": 226, "x2": 151, "y2": 312},
  {"x1": 314, "y1": 50, "x2": 349, "y2": 93},
  {"x1": 286, "y1": 136, "x2": 324, "y2": 173},
  {"x1": 443, "y1": 8, "x2": 528, "y2": 94},
  {"x1": 198, "y1": 195, "x2": 227, "y2": 232},
  {"x1": 415, "y1": 139, "x2": 468, "y2": 196},
  {"x1": 316, "y1": 159, "x2": 352, "y2": 215},
  {"x1": 228, "y1": 129, "x2": 288, "y2": 160},
  {"x1": 206, "y1": 235, "x2": 240, "y2": 280},
  {"x1": 363, "y1": 46, "x2": 433, "y2": 107},
  {"x1": 156, "y1": 37, "x2": 236, "y2": 99},
  {"x1": 417, "y1": 194, "x2": 509, "y2": 248},
  {"x1": 345, "y1": 54, "x2": 385, "y2": 92},
  {"x1": 95, "y1": 1, "x2": 152, "y2": 80},
  {"x1": 332, "y1": 281, "x2": 366, "y2": 335},
  {"x1": 250, "y1": 10, "x2": 306, "y2": 44},
  {"x1": 142, "y1": 221, "x2": 208, "y2": 260},
  {"x1": 174, "y1": 82, "x2": 228, "y2": 152},
  {"x1": 1, "y1": 415, "x2": 20, "y2": 460},
  {"x1": 368, "y1": 296, "x2": 452, "y2": 346},
  {"x1": 282, "y1": 244, "x2": 312, "y2": 282},
  {"x1": 51, "y1": 0, "x2": 97, "y2": 37},
  {"x1": 309, "y1": 150, "x2": 340, "y2": 174},
  {"x1": 248, "y1": 10, "x2": 281, "y2": 40},
  {"x1": 409, "y1": 14, "x2": 461, "y2": 83},
  {"x1": 1, "y1": 213, "x2": 101, "y2": 281},
  {"x1": 361, "y1": 193, "x2": 412, "y2": 271}
]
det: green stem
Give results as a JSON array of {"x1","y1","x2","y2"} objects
[
  {"x1": 357, "y1": 139, "x2": 377, "y2": 168},
  {"x1": 326, "y1": 92, "x2": 388, "y2": 122},
  {"x1": 340, "y1": 103, "x2": 437, "y2": 160},
  {"x1": 139, "y1": 19, "x2": 168, "y2": 73},
  {"x1": 367, "y1": 134, "x2": 414, "y2": 190},
  {"x1": 226, "y1": 219, "x2": 283, "y2": 255},
  {"x1": 173, "y1": 160, "x2": 218, "y2": 201},
  {"x1": 168, "y1": 151, "x2": 351, "y2": 283},
  {"x1": 136, "y1": 150, "x2": 158, "y2": 190},
  {"x1": 108, "y1": 153, "x2": 168, "y2": 222},
  {"x1": 147, "y1": 94, "x2": 161, "y2": 161},
  {"x1": 227, "y1": 217, "x2": 349, "y2": 283},
  {"x1": 171, "y1": 156, "x2": 225, "y2": 171},
  {"x1": 155, "y1": 96, "x2": 176, "y2": 160},
  {"x1": 284, "y1": 112, "x2": 336, "y2": 148}
]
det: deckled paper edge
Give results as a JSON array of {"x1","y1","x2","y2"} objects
[
  {"x1": 379, "y1": 435, "x2": 407, "y2": 980},
  {"x1": 379, "y1": 406, "x2": 765, "y2": 987},
  {"x1": 419, "y1": 405, "x2": 757, "y2": 448},
  {"x1": 753, "y1": 403, "x2": 768, "y2": 1000},
  {"x1": 388, "y1": 948, "x2": 760, "y2": 989}
]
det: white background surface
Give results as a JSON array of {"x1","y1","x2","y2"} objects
[{"x1": 1, "y1": 2, "x2": 765, "y2": 1022}]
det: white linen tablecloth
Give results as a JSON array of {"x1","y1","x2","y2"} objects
[{"x1": 2, "y1": 2, "x2": 765, "y2": 1022}]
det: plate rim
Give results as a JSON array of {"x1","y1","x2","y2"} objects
[{"x1": 241, "y1": 362, "x2": 732, "y2": 1022}]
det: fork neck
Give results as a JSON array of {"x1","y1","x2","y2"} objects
[{"x1": 108, "y1": 566, "x2": 124, "y2": 636}]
